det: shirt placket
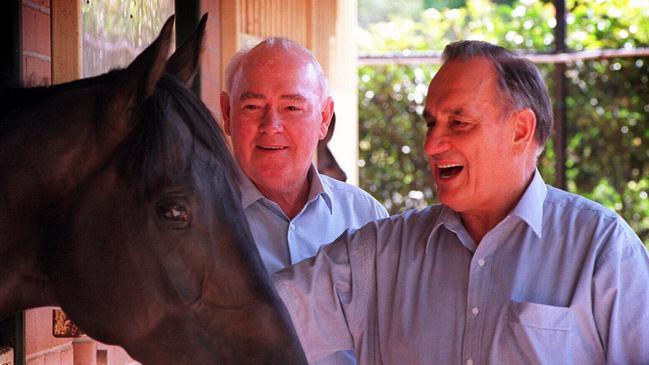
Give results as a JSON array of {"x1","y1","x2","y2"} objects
[
  {"x1": 462, "y1": 249, "x2": 493, "y2": 365},
  {"x1": 287, "y1": 219, "x2": 299, "y2": 264}
]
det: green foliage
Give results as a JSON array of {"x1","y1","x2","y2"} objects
[
  {"x1": 358, "y1": 0, "x2": 649, "y2": 247},
  {"x1": 359, "y1": 64, "x2": 437, "y2": 211}
]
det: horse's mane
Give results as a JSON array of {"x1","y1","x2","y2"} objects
[
  {"x1": 0, "y1": 71, "x2": 237, "y2": 198},
  {"x1": 119, "y1": 73, "x2": 238, "y2": 198},
  {"x1": 0, "y1": 73, "x2": 116, "y2": 131}
]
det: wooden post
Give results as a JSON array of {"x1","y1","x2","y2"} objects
[
  {"x1": 325, "y1": 0, "x2": 361, "y2": 185},
  {"x1": 220, "y1": 0, "x2": 240, "y2": 88},
  {"x1": 72, "y1": 338, "x2": 96, "y2": 365}
]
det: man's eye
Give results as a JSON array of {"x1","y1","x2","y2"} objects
[
  {"x1": 243, "y1": 104, "x2": 261, "y2": 110},
  {"x1": 286, "y1": 106, "x2": 302, "y2": 112},
  {"x1": 452, "y1": 120, "x2": 469, "y2": 127}
]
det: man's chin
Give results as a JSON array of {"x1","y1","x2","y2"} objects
[{"x1": 437, "y1": 191, "x2": 464, "y2": 211}]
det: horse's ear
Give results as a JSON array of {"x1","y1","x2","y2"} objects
[
  {"x1": 121, "y1": 15, "x2": 175, "y2": 100},
  {"x1": 166, "y1": 13, "x2": 208, "y2": 87}
]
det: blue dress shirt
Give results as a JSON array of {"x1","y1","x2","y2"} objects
[
  {"x1": 274, "y1": 170, "x2": 649, "y2": 364},
  {"x1": 239, "y1": 165, "x2": 388, "y2": 275}
]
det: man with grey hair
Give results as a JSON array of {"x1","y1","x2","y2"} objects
[
  {"x1": 273, "y1": 40, "x2": 649, "y2": 364},
  {"x1": 220, "y1": 37, "x2": 388, "y2": 364}
]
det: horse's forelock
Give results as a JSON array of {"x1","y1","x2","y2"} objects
[{"x1": 119, "y1": 74, "x2": 238, "y2": 198}]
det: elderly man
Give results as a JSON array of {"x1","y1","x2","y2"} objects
[
  {"x1": 274, "y1": 40, "x2": 649, "y2": 364},
  {"x1": 220, "y1": 38, "x2": 388, "y2": 364}
]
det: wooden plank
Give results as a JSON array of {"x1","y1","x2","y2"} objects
[
  {"x1": 51, "y1": 0, "x2": 81, "y2": 84},
  {"x1": 220, "y1": 0, "x2": 240, "y2": 87},
  {"x1": 305, "y1": 0, "x2": 314, "y2": 49}
]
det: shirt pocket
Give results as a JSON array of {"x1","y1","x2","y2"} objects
[{"x1": 497, "y1": 300, "x2": 574, "y2": 365}]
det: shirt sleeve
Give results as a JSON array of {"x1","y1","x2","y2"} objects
[
  {"x1": 273, "y1": 232, "x2": 362, "y2": 363},
  {"x1": 592, "y1": 222, "x2": 649, "y2": 364},
  {"x1": 373, "y1": 200, "x2": 389, "y2": 220}
]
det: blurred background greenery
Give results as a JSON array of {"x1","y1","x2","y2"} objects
[{"x1": 357, "y1": 0, "x2": 649, "y2": 247}]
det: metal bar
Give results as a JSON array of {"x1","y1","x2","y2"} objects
[
  {"x1": 0, "y1": 0, "x2": 21, "y2": 85},
  {"x1": 358, "y1": 47, "x2": 649, "y2": 65},
  {"x1": 553, "y1": 0, "x2": 567, "y2": 189},
  {"x1": 16, "y1": 312, "x2": 24, "y2": 365},
  {"x1": 174, "y1": 0, "x2": 200, "y2": 96}
]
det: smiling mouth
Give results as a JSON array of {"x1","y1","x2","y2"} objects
[
  {"x1": 257, "y1": 145, "x2": 287, "y2": 151},
  {"x1": 437, "y1": 163, "x2": 464, "y2": 179}
]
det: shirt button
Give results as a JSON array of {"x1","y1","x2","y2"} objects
[
  {"x1": 467, "y1": 359, "x2": 474, "y2": 365},
  {"x1": 478, "y1": 258, "x2": 485, "y2": 266},
  {"x1": 472, "y1": 307, "x2": 479, "y2": 316},
  {"x1": 290, "y1": 224, "x2": 296, "y2": 231}
]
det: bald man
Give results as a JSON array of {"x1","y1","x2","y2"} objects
[{"x1": 220, "y1": 38, "x2": 388, "y2": 364}]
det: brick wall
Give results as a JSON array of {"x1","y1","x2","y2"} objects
[{"x1": 22, "y1": 0, "x2": 51, "y2": 86}]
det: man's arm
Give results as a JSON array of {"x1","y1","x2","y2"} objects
[
  {"x1": 273, "y1": 231, "x2": 364, "y2": 364},
  {"x1": 592, "y1": 223, "x2": 649, "y2": 363}
]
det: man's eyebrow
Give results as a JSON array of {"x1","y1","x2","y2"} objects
[
  {"x1": 423, "y1": 108, "x2": 465, "y2": 119},
  {"x1": 280, "y1": 94, "x2": 307, "y2": 102},
  {"x1": 239, "y1": 92, "x2": 266, "y2": 101}
]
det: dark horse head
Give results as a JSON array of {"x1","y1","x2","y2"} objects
[{"x1": 0, "y1": 15, "x2": 306, "y2": 364}]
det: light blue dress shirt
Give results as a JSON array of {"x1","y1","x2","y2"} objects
[
  {"x1": 239, "y1": 165, "x2": 388, "y2": 275},
  {"x1": 275, "y1": 170, "x2": 649, "y2": 365}
]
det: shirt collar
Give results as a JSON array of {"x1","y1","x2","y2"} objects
[
  {"x1": 237, "y1": 164, "x2": 333, "y2": 214},
  {"x1": 508, "y1": 168, "x2": 547, "y2": 239},
  {"x1": 428, "y1": 169, "x2": 547, "y2": 252},
  {"x1": 237, "y1": 164, "x2": 265, "y2": 209},
  {"x1": 307, "y1": 165, "x2": 333, "y2": 214},
  {"x1": 429, "y1": 205, "x2": 476, "y2": 252}
]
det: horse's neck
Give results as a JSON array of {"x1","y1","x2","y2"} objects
[
  {"x1": 0, "y1": 85, "x2": 99, "y2": 318},
  {"x1": 124, "y1": 301, "x2": 308, "y2": 365}
]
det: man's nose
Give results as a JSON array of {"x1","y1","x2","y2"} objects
[
  {"x1": 423, "y1": 129, "x2": 451, "y2": 156},
  {"x1": 259, "y1": 108, "x2": 283, "y2": 133}
]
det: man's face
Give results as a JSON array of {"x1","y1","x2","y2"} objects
[
  {"x1": 222, "y1": 48, "x2": 332, "y2": 196},
  {"x1": 423, "y1": 57, "x2": 525, "y2": 216}
]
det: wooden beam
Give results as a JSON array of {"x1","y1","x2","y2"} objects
[
  {"x1": 220, "y1": 0, "x2": 240, "y2": 88},
  {"x1": 51, "y1": 0, "x2": 81, "y2": 83}
]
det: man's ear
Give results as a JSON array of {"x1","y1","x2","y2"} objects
[
  {"x1": 511, "y1": 108, "x2": 537, "y2": 153},
  {"x1": 220, "y1": 91, "x2": 232, "y2": 135},
  {"x1": 319, "y1": 96, "x2": 335, "y2": 140}
]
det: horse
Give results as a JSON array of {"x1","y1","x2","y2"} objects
[{"x1": 0, "y1": 14, "x2": 307, "y2": 365}]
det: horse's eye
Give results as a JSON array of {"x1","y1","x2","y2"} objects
[{"x1": 156, "y1": 202, "x2": 191, "y2": 228}]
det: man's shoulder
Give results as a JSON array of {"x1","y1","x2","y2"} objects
[
  {"x1": 544, "y1": 185, "x2": 620, "y2": 222},
  {"x1": 320, "y1": 174, "x2": 370, "y2": 195},
  {"x1": 544, "y1": 185, "x2": 642, "y2": 257},
  {"x1": 319, "y1": 174, "x2": 385, "y2": 207},
  {"x1": 355, "y1": 205, "x2": 442, "y2": 241}
]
